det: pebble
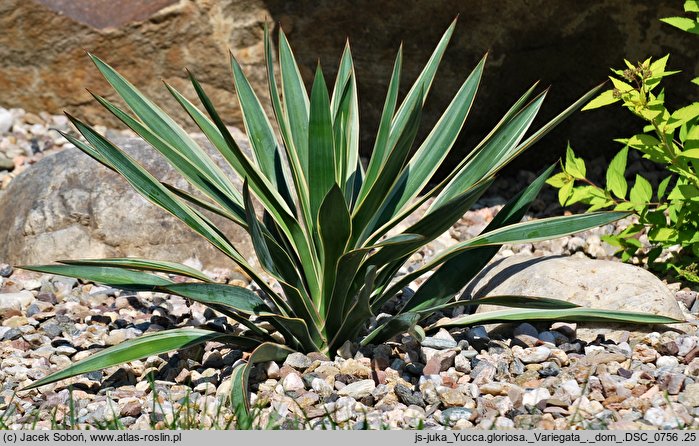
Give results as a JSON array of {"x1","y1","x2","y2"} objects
[
  {"x1": 421, "y1": 337, "x2": 457, "y2": 350},
  {"x1": 338, "y1": 379, "x2": 375, "y2": 399},
  {"x1": 465, "y1": 326, "x2": 490, "y2": 350},
  {"x1": 522, "y1": 388, "x2": 550, "y2": 407},
  {"x1": 284, "y1": 352, "x2": 312, "y2": 369},
  {"x1": 514, "y1": 346, "x2": 551, "y2": 363}
]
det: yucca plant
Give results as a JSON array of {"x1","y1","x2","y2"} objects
[{"x1": 21, "y1": 21, "x2": 681, "y2": 414}]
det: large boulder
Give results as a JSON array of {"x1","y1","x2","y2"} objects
[
  {"x1": 464, "y1": 255, "x2": 691, "y2": 342},
  {"x1": 0, "y1": 132, "x2": 254, "y2": 269}
]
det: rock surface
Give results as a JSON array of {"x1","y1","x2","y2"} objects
[
  {"x1": 1, "y1": 1, "x2": 696, "y2": 168},
  {"x1": 467, "y1": 255, "x2": 688, "y2": 342},
  {"x1": 0, "y1": 133, "x2": 253, "y2": 268}
]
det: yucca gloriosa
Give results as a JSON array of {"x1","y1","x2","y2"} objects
[{"x1": 21, "y1": 21, "x2": 681, "y2": 413}]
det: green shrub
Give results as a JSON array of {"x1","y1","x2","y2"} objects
[
  {"x1": 20, "y1": 21, "x2": 679, "y2": 414},
  {"x1": 547, "y1": 1, "x2": 699, "y2": 280}
]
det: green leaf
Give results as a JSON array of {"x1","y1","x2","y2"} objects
[
  {"x1": 89, "y1": 55, "x2": 240, "y2": 205},
  {"x1": 546, "y1": 172, "x2": 570, "y2": 188},
  {"x1": 434, "y1": 308, "x2": 684, "y2": 329},
  {"x1": 564, "y1": 144, "x2": 586, "y2": 179},
  {"x1": 361, "y1": 45, "x2": 403, "y2": 199},
  {"x1": 431, "y1": 89, "x2": 544, "y2": 210},
  {"x1": 25, "y1": 329, "x2": 259, "y2": 389},
  {"x1": 679, "y1": 148, "x2": 699, "y2": 160},
  {"x1": 19, "y1": 264, "x2": 172, "y2": 289},
  {"x1": 606, "y1": 146, "x2": 629, "y2": 199},
  {"x1": 318, "y1": 185, "x2": 351, "y2": 314},
  {"x1": 685, "y1": 1, "x2": 699, "y2": 13},
  {"x1": 629, "y1": 174, "x2": 652, "y2": 203},
  {"x1": 352, "y1": 85, "x2": 423, "y2": 237},
  {"x1": 416, "y1": 211, "x2": 629, "y2": 275},
  {"x1": 417, "y1": 295, "x2": 580, "y2": 315},
  {"x1": 361, "y1": 312, "x2": 420, "y2": 346},
  {"x1": 582, "y1": 89, "x2": 619, "y2": 110},
  {"x1": 160, "y1": 283, "x2": 270, "y2": 315},
  {"x1": 279, "y1": 29, "x2": 310, "y2": 175},
  {"x1": 308, "y1": 64, "x2": 337, "y2": 221},
  {"x1": 361, "y1": 55, "x2": 486, "y2": 242},
  {"x1": 329, "y1": 266, "x2": 376, "y2": 352},
  {"x1": 230, "y1": 54, "x2": 294, "y2": 209},
  {"x1": 660, "y1": 16, "x2": 699, "y2": 34},
  {"x1": 658, "y1": 175, "x2": 673, "y2": 199},
  {"x1": 667, "y1": 103, "x2": 699, "y2": 130},
  {"x1": 231, "y1": 343, "x2": 295, "y2": 419},
  {"x1": 399, "y1": 165, "x2": 555, "y2": 313},
  {"x1": 558, "y1": 180, "x2": 574, "y2": 206},
  {"x1": 58, "y1": 258, "x2": 213, "y2": 283}
]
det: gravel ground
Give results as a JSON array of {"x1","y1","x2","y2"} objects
[
  {"x1": 1, "y1": 107, "x2": 698, "y2": 430},
  {"x1": 1, "y1": 221, "x2": 698, "y2": 430}
]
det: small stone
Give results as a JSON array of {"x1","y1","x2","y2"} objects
[
  {"x1": 280, "y1": 373, "x2": 305, "y2": 393},
  {"x1": 3, "y1": 316, "x2": 28, "y2": 328},
  {"x1": 263, "y1": 361, "x2": 280, "y2": 380},
  {"x1": 394, "y1": 383, "x2": 424, "y2": 407},
  {"x1": 0, "y1": 291, "x2": 34, "y2": 312},
  {"x1": 338, "y1": 379, "x2": 375, "y2": 399},
  {"x1": 538, "y1": 331, "x2": 556, "y2": 345},
  {"x1": 454, "y1": 352, "x2": 472, "y2": 373},
  {"x1": 514, "y1": 346, "x2": 551, "y2": 364},
  {"x1": 311, "y1": 378, "x2": 333, "y2": 398},
  {"x1": 513, "y1": 323, "x2": 538, "y2": 337},
  {"x1": 337, "y1": 340, "x2": 354, "y2": 359},
  {"x1": 438, "y1": 387, "x2": 467, "y2": 407},
  {"x1": 0, "y1": 263, "x2": 13, "y2": 277},
  {"x1": 656, "y1": 355, "x2": 680, "y2": 369},
  {"x1": 677, "y1": 336, "x2": 697, "y2": 357},
  {"x1": 423, "y1": 350, "x2": 456, "y2": 375},
  {"x1": 405, "y1": 362, "x2": 425, "y2": 375},
  {"x1": 284, "y1": 352, "x2": 312, "y2": 369},
  {"x1": 551, "y1": 322, "x2": 576, "y2": 338},
  {"x1": 658, "y1": 372, "x2": 685, "y2": 395},
  {"x1": 421, "y1": 337, "x2": 457, "y2": 350},
  {"x1": 441, "y1": 407, "x2": 474, "y2": 424},
  {"x1": 680, "y1": 383, "x2": 699, "y2": 406},
  {"x1": 644, "y1": 407, "x2": 666, "y2": 426},
  {"x1": 465, "y1": 326, "x2": 490, "y2": 350},
  {"x1": 522, "y1": 388, "x2": 550, "y2": 407},
  {"x1": 120, "y1": 399, "x2": 142, "y2": 417},
  {"x1": 559, "y1": 380, "x2": 582, "y2": 400}
]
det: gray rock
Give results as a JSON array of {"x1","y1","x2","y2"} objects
[
  {"x1": 0, "y1": 134, "x2": 254, "y2": 268},
  {"x1": 513, "y1": 323, "x2": 538, "y2": 338},
  {"x1": 0, "y1": 108, "x2": 13, "y2": 133},
  {"x1": 466, "y1": 255, "x2": 689, "y2": 342},
  {"x1": 338, "y1": 379, "x2": 375, "y2": 399},
  {"x1": 0, "y1": 291, "x2": 34, "y2": 311},
  {"x1": 421, "y1": 336, "x2": 457, "y2": 350},
  {"x1": 0, "y1": 263, "x2": 13, "y2": 277},
  {"x1": 394, "y1": 383, "x2": 425, "y2": 407},
  {"x1": 284, "y1": 352, "x2": 312, "y2": 370},
  {"x1": 514, "y1": 346, "x2": 551, "y2": 364},
  {"x1": 441, "y1": 407, "x2": 474, "y2": 424},
  {"x1": 680, "y1": 383, "x2": 699, "y2": 406},
  {"x1": 0, "y1": 155, "x2": 13, "y2": 171}
]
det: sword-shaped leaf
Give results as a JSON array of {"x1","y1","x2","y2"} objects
[
  {"x1": 434, "y1": 308, "x2": 684, "y2": 329},
  {"x1": 231, "y1": 342, "x2": 295, "y2": 418},
  {"x1": 308, "y1": 64, "x2": 336, "y2": 222},
  {"x1": 19, "y1": 264, "x2": 172, "y2": 289},
  {"x1": 25, "y1": 329, "x2": 260, "y2": 389},
  {"x1": 58, "y1": 258, "x2": 213, "y2": 283}
]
